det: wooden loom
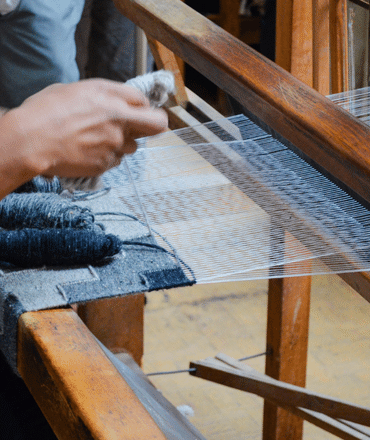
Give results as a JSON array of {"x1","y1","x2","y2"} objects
[{"x1": 14, "y1": 0, "x2": 370, "y2": 439}]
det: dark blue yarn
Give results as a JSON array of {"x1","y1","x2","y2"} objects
[
  {"x1": 0, "y1": 192, "x2": 194, "y2": 277},
  {"x1": 0, "y1": 193, "x2": 97, "y2": 230},
  {"x1": 14, "y1": 176, "x2": 62, "y2": 194},
  {"x1": 0, "y1": 228, "x2": 121, "y2": 268}
]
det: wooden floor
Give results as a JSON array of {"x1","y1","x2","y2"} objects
[{"x1": 143, "y1": 275, "x2": 370, "y2": 439}]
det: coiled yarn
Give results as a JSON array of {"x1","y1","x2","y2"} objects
[
  {"x1": 0, "y1": 228, "x2": 121, "y2": 268},
  {"x1": 0, "y1": 193, "x2": 96, "y2": 230}
]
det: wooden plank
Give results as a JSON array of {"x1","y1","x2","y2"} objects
[
  {"x1": 190, "y1": 356, "x2": 370, "y2": 426},
  {"x1": 77, "y1": 293, "x2": 145, "y2": 365},
  {"x1": 18, "y1": 308, "x2": 166, "y2": 440}
]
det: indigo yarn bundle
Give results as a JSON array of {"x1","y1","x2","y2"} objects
[
  {"x1": 0, "y1": 228, "x2": 121, "y2": 268},
  {"x1": 0, "y1": 190, "x2": 121, "y2": 268},
  {"x1": 0, "y1": 193, "x2": 97, "y2": 230}
]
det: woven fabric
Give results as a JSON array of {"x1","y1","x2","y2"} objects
[{"x1": 0, "y1": 187, "x2": 194, "y2": 373}]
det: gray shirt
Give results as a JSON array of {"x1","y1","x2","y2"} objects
[{"x1": 0, "y1": 0, "x2": 84, "y2": 108}]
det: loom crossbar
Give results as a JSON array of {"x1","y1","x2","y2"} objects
[{"x1": 190, "y1": 354, "x2": 370, "y2": 429}]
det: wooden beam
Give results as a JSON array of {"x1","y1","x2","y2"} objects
[
  {"x1": 213, "y1": 354, "x2": 370, "y2": 440},
  {"x1": 190, "y1": 356, "x2": 370, "y2": 426},
  {"x1": 18, "y1": 308, "x2": 166, "y2": 440}
]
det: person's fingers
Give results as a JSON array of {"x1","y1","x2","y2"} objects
[
  {"x1": 92, "y1": 79, "x2": 151, "y2": 107},
  {"x1": 120, "y1": 137, "x2": 138, "y2": 155},
  {"x1": 116, "y1": 107, "x2": 168, "y2": 138}
]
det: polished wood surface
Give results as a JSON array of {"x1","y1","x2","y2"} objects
[{"x1": 18, "y1": 309, "x2": 166, "y2": 440}]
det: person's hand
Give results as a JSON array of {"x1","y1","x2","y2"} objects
[{"x1": 4, "y1": 79, "x2": 168, "y2": 178}]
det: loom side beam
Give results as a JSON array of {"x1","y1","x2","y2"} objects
[
  {"x1": 114, "y1": 0, "x2": 370, "y2": 205},
  {"x1": 190, "y1": 354, "x2": 370, "y2": 430},
  {"x1": 216, "y1": 353, "x2": 370, "y2": 440},
  {"x1": 17, "y1": 308, "x2": 167, "y2": 440}
]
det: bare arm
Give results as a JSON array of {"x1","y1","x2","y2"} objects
[
  {"x1": 0, "y1": 115, "x2": 37, "y2": 199},
  {"x1": 0, "y1": 79, "x2": 168, "y2": 200}
]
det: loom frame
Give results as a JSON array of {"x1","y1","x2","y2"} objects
[{"x1": 15, "y1": 0, "x2": 370, "y2": 439}]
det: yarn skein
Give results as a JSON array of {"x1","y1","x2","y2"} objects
[
  {"x1": 0, "y1": 193, "x2": 97, "y2": 230},
  {"x1": 0, "y1": 228, "x2": 121, "y2": 267}
]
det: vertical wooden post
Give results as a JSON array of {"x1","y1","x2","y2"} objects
[
  {"x1": 262, "y1": 272, "x2": 311, "y2": 439},
  {"x1": 262, "y1": 230, "x2": 311, "y2": 439},
  {"x1": 219, "y1": 0, "x2": 241, "y2": 38},
  {"x1": 275, "y1": 0, "x2": 293, "y2": 71},
  {"x1": 264, "y1": 0, "x2": 343, "y2": 435},
  {"x1": 268, "y1": 1, "x2": 313, "y2": 436},
  {"x1": 290, "y1": 0, "x2": 313, "y2": 87},
  {"x1": 313, "y1": 0, "x2": 331, "y2": 95},
  {"x1": 77, "y1": 293, "x2": 145, "y2": 366},
  {"x1": 330, "y1": 0, "x2": 348, "y2": 93}
]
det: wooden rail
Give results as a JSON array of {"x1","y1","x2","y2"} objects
[{"x1": 17, "y1": 309, "x2": 167, "y2": 440}]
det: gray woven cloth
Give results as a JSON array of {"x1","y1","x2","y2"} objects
[{"x1": 0, "y1": 187, "x2": 194, "y2": 373}]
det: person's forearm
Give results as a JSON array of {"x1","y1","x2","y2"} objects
[{"x1": 0, "y1": 112, "x2": 38, "y2": 199}]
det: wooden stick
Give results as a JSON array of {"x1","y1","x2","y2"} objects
[
  {"x1": 190, "y1": 355, "x2": 370, "y2": 426},
  {"x1": 215, "y1": 354, "x2": 370, "y2": 440}
]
